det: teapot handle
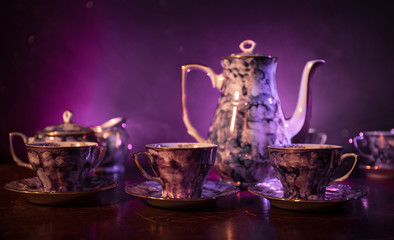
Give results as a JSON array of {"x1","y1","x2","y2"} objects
[
  {"x1": 9, "y1": 132, "x2": 34, "y2": 169},
  {"x1": 181, "y1": 64, "x2": 224, "y2": 143}
]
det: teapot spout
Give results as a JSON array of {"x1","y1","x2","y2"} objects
[{"x1": 285, "y1": 59, "x2": 325, "y2": 139}]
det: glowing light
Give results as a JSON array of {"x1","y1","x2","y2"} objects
[
  {"x1": 359, "y1": 132, "x2": 364, "y2": 137},
  {"x1": 268, "y1": 97, "x2": 274, "y2": 104},
  {"x1": 379, "y1": 134, "x2": 385, "y2": 148},
  {"x1": 298, "y1": 107, "x2": 303, "y2": 112},
  {"x1": 366, "y1": 165, "x2": 371, "y2": 169},
  {"x1": 96, "y1": 126, "x2": 103, "y2": 133},
  {"x1": 49, "y1": 136, "x2": 55, "y2": 141},
  {"x1": 187, "y1": 69, "x2": 191, "y2": 73},
  {"x1": 121, "y1": 123, "x2": 127, "y2": 128},
  {"x1": 230, "y1": 106, "x2": 237, "y2": 132},
  {"x1": 207, "y1": 73, "x2": 210, "y2": 76},
  {"x1": 230, "y1": 91, "x2": 240, "y2": 132},
  {"x1": 391, "y1": 129, "x2": 394, "y2": 134},
  {"x1": 361, "y1": 198, "x2": 369, "y2": 210},
  {"x1": 225, "y1": 220, "x2": 234, "y2": 240},
  {"x1": 348, "y1": 138, "x2": 353, "y2": 144},
  {"x1": 127, "y1": 144, "x2": 133, "y2": 150},
  {"x1": 234, "y1": 91, "x2": 239, "y2": 100}
]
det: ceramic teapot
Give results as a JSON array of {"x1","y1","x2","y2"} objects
[
  {"x1": 181, "y1": 40, "x2": 325, "y2": 187},
  {"x1": 9, "y1": 110, "x2": 123, "y2": 171}
]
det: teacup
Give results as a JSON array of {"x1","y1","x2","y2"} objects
[
  {"x1": 352, "y1": 130, "x2": 394, "y2": 169},
  {"x1": 14, "y1": 142, "x2": 105, "y2": 192},
  {"x1": 268, "y1": 144, "x2": 359, "y2": 200},
  {"x1": 133, "y1": 142, "x2": 217, "y2": 198}
]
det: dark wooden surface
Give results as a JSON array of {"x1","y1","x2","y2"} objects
[{"x1": 1, "y1": 162, "x2": 393, "y2": 240}]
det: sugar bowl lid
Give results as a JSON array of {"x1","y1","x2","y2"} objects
[{"x1": 38, "y1": 110, "x2": 94, "y2": 136}]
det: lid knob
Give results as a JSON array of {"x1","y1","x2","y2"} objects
[
  {"x1": 63, "y1": 110, "x2": 73, "y2": 124},
  {"x1": 239, "y1": 40, "x2": 256, "y2": 54}
]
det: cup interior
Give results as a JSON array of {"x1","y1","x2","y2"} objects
[
  {"x1": 146, "y1": 142, "x2": 217, "y2": 149},
  {"x1": 26, "y1": 141, "x2": 99, "y2": 148},
  {"x1": 360, "y1": 131, "x2": 394, "y2": 136},
  {"x1": 269, "y1": 144, "x2": 342, "y2": 150}
]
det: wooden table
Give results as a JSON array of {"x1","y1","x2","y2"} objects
[{"x1": 1, "y1": 162, "x2": 393, "y2": 240}]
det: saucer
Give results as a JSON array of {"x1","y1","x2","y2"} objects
[
  {"x1": 125, "y1": 180, "x2": 239, "y2": 209},
  {"x1": 247, "y1": 179, "x2": 367, "y2": 211},
  {"x1": 4, "y1": 176, "x2": 117, "y2": 205}
]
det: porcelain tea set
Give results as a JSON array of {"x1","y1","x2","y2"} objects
[{"x1": 7, "y1": 40, "x2": 383, "y2": 210}]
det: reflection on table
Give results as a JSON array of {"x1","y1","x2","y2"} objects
[{"x1": 1, "y1": 163, "x2": 393, "y2": 240}]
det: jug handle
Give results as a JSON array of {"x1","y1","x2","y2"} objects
[
  {"x1": 9, "y1": 132, "x2": 33, "y2": 169},
  {"x1": 181, "y1": 64, "x2": 224, "y2": 143}
]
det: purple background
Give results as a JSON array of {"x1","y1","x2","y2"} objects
[{"x1": 1, "y1": 1, "x2": 393, "y2": 163}]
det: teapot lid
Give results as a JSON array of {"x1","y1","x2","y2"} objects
[
  {"x1": 38, "y1": 110, "x2": 94, "y2": 136},
  {"x1": 225, "y1": 40, "x2": 275, "y2": 59}
]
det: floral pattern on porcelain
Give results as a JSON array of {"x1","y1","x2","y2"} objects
[
  {"x1": 134, "y1": 143, "x2": 217, "y2": 199},
  {"x1": 9, "y1": 111, "x2": 126, "y2": 173},
  {"x1": 148, "y1": 147, "x2": 216, "y2": 198},
  {"x1": 181, "y1": 40, "x2": 325, "y2": 189},
  {"x1": 26, "y1": 143, "x2": 104, "y2": 192},
  {"x1": 268, "y1": 145, "x2": 343, "y2": 200},
  {"x1": 208, "y1": 56, "x2": 290, "y2": 187}
]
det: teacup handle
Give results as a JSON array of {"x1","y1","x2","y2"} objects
[
  {"x1": 133, "y1": 152, "x2": 163, "y2": 186},
  {"x1": 329, "y1": 153, "x2": 359, "y2": 185},
  {"x1": 316, "y1": 132, "x2": 328, "y2": 144},
  {"x1": 353, "y1": 135, "x2": 375, "y2": 163},
  {"x1": 9, "y1": 132, "x2": 33, "y2": 169}
]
